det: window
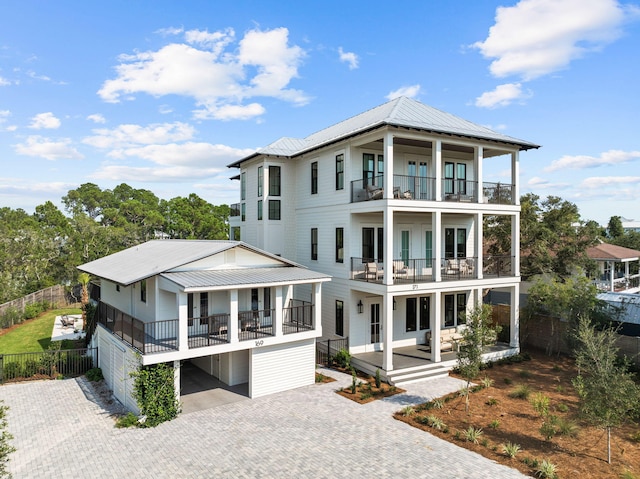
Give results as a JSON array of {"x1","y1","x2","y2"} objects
[
  {"x1": 241, "y1": 203, "x2": 246, "y2": 222},
  {"x1": 377, "y1": 154, "x2": 384, "y2": 175},
  {"x1": 230, "y1": 227, "x2": 241, "y2": 241},
  {"x1": 336, "y1": 227, "x2": 344, "y2": 263},
  {"x1": 335, "y1": 154, "x2": 344, "y2": 190},
  {"x1": 419, "y1": 296, "x2": 430, "y2": 330},
  {"x1": 140, "y1": 279, "x2": 146, "y2": 303},
  {"x1": 311, "y1": 228, "x2": 318, "y2": 260},
  {"x1": 446, "y1": 228, "x2": 467, "y2": 258},
  {"x1": 269, "y1": 166, "x2": 281, "y2": 196},
  {"x1": 362, "y1": 227, "x2": 375, "y2": 261},
  {"x1": 457, "y1": 293, "x2": 467, "y2": 324},
  {"x1": 241, "y1": 172, "x2": 246, "y2": 200},
  {"x1": 268, "y1": 200, "x2": 280, "y2": 220},
  {"x1": 444, "y1": 162, "x2": 454, "y2": 195},
  {"x1": 257, "y1": 200, "x2": 263, "y2": 220},
  {"x1": 444, "y1": 294, "x2": 455, "y2": 327},
  {"x1": 425, "y1": 231, "x2": 433, "y2": 264},
  {"x1": 444, "y1": 293, "x2": 466, "y2": 327},
  {"x1": 406, "y1": 298, "x2": 417, "y2": 332},
  {"x1": 116, "y1": 284, "x2": 120, "y2": 292},
  {"x1": 457, "y1": 163, "x2": 467, "y2": 195},
  {"x1": 335, "y1": 300, "x2": 344, "y2": 336},
  {"x1": 363, "y1": 153, "x2": 375, "y2": 187},
  {"x1": 377, "y1": 227, "x2": 384, "y2": 262},
  {"x1": 264, "y1": 288, "x2": 271, "y2": 317},
  {"x1": 311, "y1": 161, "x2": 318, "y2": 194},
  {"x1": 445, "y1": 228, "x2": 455, "y2": 258},
  {"x1": 457, "y1": 228, "x2": 467, "y2": 258},
  {"x1": 187, "y1": 293, "x2": 194, "y2": 327},
  {"x1": 199, "y1": 293, "x2": 209, "y2": 325},
  {"x1": 257, "y1": 166, "x2": 263, "y2": 197}
]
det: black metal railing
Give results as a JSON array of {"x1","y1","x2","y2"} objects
[
  {"x1": 441, "y1": 257, "x2": 477, "y2": 281},
  {"x1": 188, "y1": 313, "x2": 230, "y2": 348},
  {"x1": 315, "y1": 337, "x2": 349, "y2": 367},
  {"x1": 350, "y1": 175, "x2": 384, "y2": 202},
  {"x1": 442, "y1": 179, "x2": 477, "y2": 202},
  {"x1": 482, "y1": 182, "x2": 513, "y2": 205},
  {"x1": 350, "y1": 257, "x2": 436, "y2": 284},
  {"x1": 283, "y1": 300, "x2": 314, "y2": 334},
  {"x1": 0, "y1": 348, "x2": 95, "y2": 383},
  {"x1": 482, "y1": 255, "x2": 514, "y2": 277},
  {"x1": 393, "y1": 175, "x2": 436, "y2": 200},
  {"x1": 238, "y1": 309, "x2": 274, "y2": 341}
]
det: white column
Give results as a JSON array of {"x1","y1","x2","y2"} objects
[
  {"x1": 229, "y1": 289, "x2": 239, "y2": 343},
  {"x1": 173, "y1": 360, "x2": 181, "y2": 403},
  {"x1": 433, "y1": 211, "x2": 442, "y2": 282},
  {"x1": 476, "y1": 212, "x2": 483, "y2": 279},
  {"x1": 383, "y1": 208, "x2": 393, "y2": 286},
  {"x1": 512, "y1": 151, "x2": 520, "y2": 206},
  {"x1": 610, "y1": 261, "x2": 615, "y2": 292},
  {"x1": 434, "y1": 140, "x2": 442, "y2": 201},
  {"x1": 382, "y1": 294, "x2": 393, "y2": 371},
  {"x1": 512, "y1": 212, "x2": 520, "y2": 277},
  {"x1": 476, "y1": 146, "x2": 483, "y2": 202},
  {"x1": 313, "y1": 282, "x2": 322, "y2": 336},
  {"x1": 510, "y1": 283, "x2": 520, "y2": 350},
  {"x1": 274, "y1": 286, "x2": 283, "y2": 337},
  {"x1": 384, "y1": 132, "x2": 394, "y2": 200},
  {"x1": 177, "y1": 292, "x2": 188, "y2": 352},
  {"x1": 431, "y1": 293, "x2": 441, "y2": 363}
]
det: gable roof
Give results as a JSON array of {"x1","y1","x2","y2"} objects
[
  {"x1": 586, "y1": 242, "x2": 640, "y2": 261},
  {"x1": 77, "y1": 240, "x2": 305, "y2": 286},
  {"x1": 229, "y1": 96, "x2": 539, "y2": 167}
]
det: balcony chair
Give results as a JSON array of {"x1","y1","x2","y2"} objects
[
  {"x1": 393, "y1": 260, "x2": 409, "y2": 279},
  {"x1": 365, "y1": 262, "x2": 383, "y2": 281}
]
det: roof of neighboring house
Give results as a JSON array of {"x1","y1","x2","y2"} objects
[
  {"x1": 77, "y1": 240, "x2": 321, "y2": 286},
  {"x1": 586, "y1": 242, "x2": 640, "y2": 261},
  {"x1": 598, "y1": 292, "x2": 640, "y2": 325},
  {"x1": 228, "y1": 96, "x2": 540, "y2": 167}
]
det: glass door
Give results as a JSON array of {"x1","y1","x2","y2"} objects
[
  {"x1": 370, "y1": 303, "x2": 380, "y2": 344},
  {"x1": 401, "y1": 230, "x2": 410, "y2": 264}
]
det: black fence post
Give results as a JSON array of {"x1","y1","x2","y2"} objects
[{"x1": 327, "y1": 338, "x2": 331, "y2": 367}]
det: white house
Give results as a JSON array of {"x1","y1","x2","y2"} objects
[
  {"x1": 587, "y1": 242, "x2": 640, "y2": 293},
  {"x1": 228, "y1": 96, "x2": 539, "y2": 385},
  {"x1": 78, "y1": 240, "x2": 330, "y2": 411}
]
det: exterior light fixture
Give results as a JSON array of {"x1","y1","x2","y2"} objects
[
  {"x1": 393, "y1": 298, "x2": 397, "y2": 310},
  {"x1": 357, "y1": 300, "x2": 363, "y2": 314}
]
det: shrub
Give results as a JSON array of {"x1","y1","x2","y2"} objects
[
  {"x1": 351, "y1": 371, "x2": 358, "y2": 394},
  {"x1": 115, "y1": 412, "x2": 140, "y2": 428},
  {"x1": 22, "y1": 359, "x2": 39, "y2": 377},
  {"x1": 0, "y1": 307, "x2": 21, "y2": 329},
  {"x1": 480, "y1": 377, "x2": 494, "y2": 389},
  {"x1": 502, "y1": 442, "x2": 521, "y2": 458},
  {"x1": 426, "y1": 415, "x2": 446, "y2": 430},
  {"x1": 375, "y1": 368, "x2": 381, "y2": 389},
  {"x1": 0, "y1": 401, "x2": 16, "y2": 477},
  {"x1": 556, "y1": 403, "x2": 569, "y2": 413},
  {"x1": 534, "y1": 459, "x2": 558, "y2": 479},
  {"x1": 540, "y1": 415, "x2": 560, "y2": 441},
  {"x1": 432, "y1": 398, "x2": 444, "y2": 409},
  {"x1": 23, "y1": 303, "x2": 43, "y2": 319},
  {"x1": 86, "y1": 368, "x2": 104, "y2": 382},
  {"x1": 518, "y1": 369, "x2": 532, "y2": 379},
  {"x1": 509, "y1": 384, "x2": 531, "y2": 400},
  {"x1": 332, "y1": 348, "x2": 351, "y2": 369},
  {"x1": 489, "y1": 419, "x2": 500, "y2": 429},
  {"x1": 503, "y1": 377, "x2": 513, "y2": 385},
  {"x1": 556, "y1": 417, "x2": 579, "y2": 438},
  {"x1": 401, "y1": 406, "x2": 415, "y2": 417},
  {"x1": 360, "y1": 392, "x2": 372, "y2": 400},
  {"x1": 463, "y1": 426, "x2": 483, "y2": 444},
  {"x1": 131, "y1": 362, "x2": 180, "y2": 427},
  {"x1": 629, "y1": 431, "x2": 640, "y2": 443},
  {"x1": 485, "y1": 397, "x2": 499, "y2": 406},
  {"x1": 530, "y1": 392, "x2": 550, "y2": 417},
  {"x1": 2, "y1": 362, "x2": 21, "y2": 380}
]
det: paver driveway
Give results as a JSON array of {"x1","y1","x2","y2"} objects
[{"x1": 0, "y1": 368, "x2": 528, "y2": 478}]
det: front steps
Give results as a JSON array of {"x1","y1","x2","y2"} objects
[{"x1": 386, "y1": 363, "x2": 450, "y2": 387}]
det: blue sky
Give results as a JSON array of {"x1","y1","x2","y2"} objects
[{"x1": 1, "y1": 0, "x2": 639, "y2": 225}]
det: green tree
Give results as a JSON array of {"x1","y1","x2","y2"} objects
[
  {"x1": 456, "y1": 303, "x2": 500, "y2": 413},
  {"x1": 62, "y1": 183, "x2": 107, "y2": 219},
  {"x1": 607, "y1": 215, "x2": 624, "y2": 239},
  {"x1": 572, "y1": 317, "x2": 640, "y2": 464},
  {"x1": 0, "y1": 401, "x2": 15, "y2": 479}
]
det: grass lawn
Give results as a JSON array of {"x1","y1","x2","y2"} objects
[{"x1": 0, "y1": 307, "x2": 82, "y2": 354}]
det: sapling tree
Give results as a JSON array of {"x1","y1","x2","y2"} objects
[
  {"x1": 572, "y1": 316, "x2": 640, "y2": 464},
  {"x1": 0, "y1": 401, "x2": 15, "y2": 479},
  {"x1": 456, "y1": 303, "x2": 500, "y2": 413}
]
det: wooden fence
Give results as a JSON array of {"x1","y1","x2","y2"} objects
[{"x1": 0, "y1": 285, "x2": 77, "y2": 326}]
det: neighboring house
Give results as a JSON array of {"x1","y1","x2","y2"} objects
[
  {"x1": 586, "y1": 242, "x2": 640, "y2": 293},
  {"x1": 228, "y1": 96, "x2": 539, "y2": 384},
  {"x1": 597, "y1": 292, "x2": 640, "y2": 336},
  {"x1": 78, "y1": 240, "x2": 330, "y2": 412}
]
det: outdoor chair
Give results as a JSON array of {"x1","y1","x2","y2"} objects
[
  {"x1": 60, "y1": 315, "x2": 75, "y2": 329},
  {"x1": 393, "y1": 260, "x2": 409, "y2": 279}
]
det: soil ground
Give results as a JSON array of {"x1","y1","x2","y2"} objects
[{"x1": 394, "y1": 349, "x2": 640, "y2": 479}]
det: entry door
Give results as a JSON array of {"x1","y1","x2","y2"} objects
[
  {"x1": 370, "y1": 303, "x2": 381, "y2": 344},
  {"x1": 401, "y1": 230, "x2": 410, "y2": 264}
]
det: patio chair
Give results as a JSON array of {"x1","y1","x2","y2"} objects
[
  {"x1": 365, "y1": 262, "x2": 383, "y2": 281},
  {"x1": 393, "y1": 260, "x2": 409, "y2": 279},
  {"x1": 60, "y1": 315, "x2": 75, "y2": 329}
]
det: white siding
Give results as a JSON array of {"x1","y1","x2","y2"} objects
[{"x1": 249, "y1": 338, "x2": 315, "y2": 398}]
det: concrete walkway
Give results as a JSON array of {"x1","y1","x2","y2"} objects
[{"x1": 0, "y1": 370, "x2": 528, "y2": 479}]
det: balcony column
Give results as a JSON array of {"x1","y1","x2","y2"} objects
[
  {"x1": 383, "y1": 207, "x2": 393, "y2": 286},
  {"x1": 510, "y1": 283, "x2": 520, "y2": 350},
  {"x1": 382, "y1": 294, "x2": 394, "y2": 371},
  {"x1": 476, "y1": 146, "x2": 483, "y2": 202},
  {"x1": 173, "y1": 360, "x2": 181, "y2": 404},
  {"x1": 177, "y1": 292, "x2": 189, "y2": 352},
  {"x1": 431, "y1": 293, "x2": 442, "y2": 363},
  {"x1": 313, "y1": 282, "x2": 322, "y2": 335},
  {"x1": 476, "y1": 212, "x2": 483, "y2": 280},
  {"x1": 434, "y1": 140, "x2": 442, "y2": 202},
  {"x1": 274, "y1": 286, "x2": 283, "y2": 337},
  {"x1": 383, "y1": 131, "x2": 394, "y2": 200},
  {"x1": 433, "y1": 211, "x2": 442, "y2": 282},
  {"x1": 609, "y1": 261, "x2": 615, "y2": 292},
  {"x1": 511, "y1": 151, "x2": 520, "y2": 206},
  {"x1": 229, "y1": 289, "x2": 239, "y2": 343},
  {"x1": 512, "y1": 212, "x2": 520, "y2": 277}
]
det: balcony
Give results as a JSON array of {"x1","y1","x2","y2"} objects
[
  {"x1": 482, "y1": 182, "x2": 513, "y2": 205},
  {"x1": 230, "y1": 203, "x2": 241, "y2": 217},
  {"x1": 442, "y1": 179, "x2": 477, "y2": 202}
]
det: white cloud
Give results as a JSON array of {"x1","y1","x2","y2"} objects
[
  {"x1": 580, "y1": 176, "x2": 640, "y2": 189},
  {"x1": 0, "y1": 76, "x2": 10, "y2": 86},
  {"x1": 29, "y1": 112, "x2": 61, "y2": 129},
  {"x1": 338, "y1": 47, "x2": 359, "y2": 70},
  {"x1": 475, "y1": 83, "x2": 531, "y2": 108},
  {"x1": 92, "y1": 164, "x2": 224, "y2": 182},
  {"x1": 87, "y1": 113, "x2": 106, "y2": 124},
  {"x1": 386, "y1": 85, "x2": 421, "y2": 100},
  {"x1": 0, "y1": 110, "x2": 10, "y2": 122},
  {"x1": 472, "y1": 0, "x2": 634, "y2": 81},
  {"x1": 98, "y1": 27, "x2": 307, "y2": 120},
  {"x1": 83, "y1": 122, "x2": 195, "y2": 149},
  {"x1": 106, "y1": 142, "x2": 254, "y2": 167},
  {"x1": 545, "y1": 149, "x2": 640, "y2": 172},
  {"x1": 14, "y1": 135, "x2": 83, "y2": 160}
]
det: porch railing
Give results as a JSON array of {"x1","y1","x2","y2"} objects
[
  {"x1": 482, "y1": 255, "x2": 515, "y2": 277},
  {"x1": 441, "y1": 257, "x2": 477, "y2": 281},
  {"x1": 238, "y1": 309, "x2": 274, "y2": 341},
  {"x1": 350, "y1": 257, "x2": 435, "y2": 284},
  {"x1": 350, "y1": 175, "x2": 384, "y2": 203},
  {"x1": 316, "y1": 337, "x2": 349, "y2": 366},
  {"x1": 188, "y1": 313, "x2": 230, "y2": 348},
  {"x1": 283, "y1": 299, "x2": 314, "y2": 334},
  {"x1": 393, "y1": 175, "x2": 436, "y2": 200},
  {"x1": 442, "y1": 179, "x2": 477, "y2": 202},
  {"x1": 482, "y1": 182, "x2": 514, "y2": 205}
]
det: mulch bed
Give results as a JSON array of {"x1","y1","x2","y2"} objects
[{"x1": 336, "y1": 373, "x2": 405, "y2": 404}]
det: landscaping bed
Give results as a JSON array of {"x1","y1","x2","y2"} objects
[
  {"x1": 394, "y1": 350, "x2": 640, "y2": 479},
  {"x1": 336, "y1": 372, "x2": 405, "y2": 404}
]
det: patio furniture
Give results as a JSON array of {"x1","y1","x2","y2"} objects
[
  {"x1": 393, "y1": 260, "x2": 409, "y2": 279},
  {"x1": 365, "y1": 262, "x2": 383, "y2": 281},
  {"x1": 366, "y1": 185, "x2": 383, "y2": 200},
  {"x1": 60, "y1": 315, "x2": 75, "y2": 329}
]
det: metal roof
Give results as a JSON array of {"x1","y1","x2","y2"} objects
[
  {"x1": 229, "y1": 96, "x2": 539, "y2": 167},
  {"x1": 77, "y1": 240, "x2": 303, "y2": 286},
  {"x1": 162, "y1": 267, "x2": 330, "y2": 290}
]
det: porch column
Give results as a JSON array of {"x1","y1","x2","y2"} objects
[
  {"x1": 383, "y1": 208, "x2": 393, "y2": 286},
  {"x1": 274, "y1": 286, "x2": 283, "y2": 337},
  {"x1": 476, "y1": 212, "x2": 483, "y2": 280},
  {"x1": 383, "y1": 132, "x2": 394, "y2": 200},
  {"x1": 476, "y1": 288, "x2": 484, "y2": 307},
  {"x1": 512, "y1": 151, "x2": 520, "y2": 206},
  {"x1": 512, "y1": 212, "x2": 520, "y2": 277},
  {"x1": 431, "y1": 293, "x2": 442, "y2": 362},
  {"x1": 610, "y1": 261, "x2": 615, "y2": 292},
  {"x1": 177, "y1": 292, "x2": 189, "y2": 352},
  {"x1": 173, "y1": 360, "x2": 181, "y2": 403},
  {"x1": 382, "y1": 294, "x2": 393, "y2": 371},
  {"x1": 434, "y1": 140, "x2": 442, "y2": 202},
  {"x1": 229, "y1": 289, "x2": 239, "y2": 343},
  {"x1": 476, "y1": 146, "x2": 483, "y2": 202},
  {"x1": 313, "y1": 282, "x2": 322, "y2": 335},
  {"x1": 510, "y1": 283, "x2": 520, "y2": 350},
  {"x1": 433, "y1": 211, "x2": 442, "y2": 282}
]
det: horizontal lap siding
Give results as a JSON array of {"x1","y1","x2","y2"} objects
[{"x1": 250, "y1": 338, "x2": 315, "y2": 398}]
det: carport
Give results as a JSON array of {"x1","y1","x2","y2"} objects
[{"x1": 180, "y1": 360, "x2": 249, "y2": 413}]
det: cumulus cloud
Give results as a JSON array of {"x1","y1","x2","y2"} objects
[
  {"x1": 83, "y1": 122, "x2": 195, "y2": 149},
  {"x1": 580, "y1": 176, "x2": 640, "y2": 189},
  {"x1": 92, "y1": 164, "x2": 224, "y2": 182},
  {"x1": 87, "y1": 114, "x2": 106, "y2": 124},
  {"x1": 475, "y1": 83, "x2": 532, "y2": 108},
  {"x1": 29, "y1": 112, "x2": 61, "y2": 129},
  {"x1": 0, "y1": 76, "x2": 10, "y2": 86},
  {"x1": 106, "y1": 142, "x2": 255, "y2": 167},
  {"x1": 98, "y1": 27, "x2": 307, "y2": 120},
  {"x1": 338, "y1": 47, "x2": 359, "y2": 69},
  {"x1": 386, "y1": 85, "x2": 421, "y2": 100},
  {"x1": 544, "y1": 149, "x2": 640, "y2": 172},
  {"x1": 14, "y1": 135, "x2": 83, "y2": 160}
]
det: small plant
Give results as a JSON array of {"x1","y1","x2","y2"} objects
[
  {"x1": 508, "y1": 384, "x2": 531, "y2": 400},
  {"x1": 426, "y1": 415, "x2": 446, "y2": 430},
  {"x1": 463, "y1": 426, "x2": 483, "y2": 444},
  {"x1": 375, "y1": 368, "x2": 381, "y2": 389},
  {"x1": 432, "y1": 398, "x2": 444, "y2": 409},
  {"x1": 503, "y1": 377, "x2": 513, "y2": 385},
  {"x1": 360, "y1": 392, "x2": 372, "y2": 400},
  {"x1": 555, "y1": 384, "x2": 565, "y2": 393},
  {"x1": 518, "y1": 369, "x2": 532, "y2": 379},
  {"x1": 453, "y1": 430, "x2": 462, "y2": 440},
  {"x1": 115, "y1": 412, "x2": 140, "y2": 428},
  {"x1": 620, "y1": 470, "x2": 639, "y2": 479},
  {"x1": 86, "y1": 367, "x2": 104, "y2": 382},
  {"x1": 401, "y1": 406, "x2": 415, "y2": 417},
  {"x1": 332, "y1": 348, "x2": 351, "y2": 369},
  {"x1": 556, "y1": 417, "x2": 580, "y2": 438},
  {"x1": 552, "y1": 364, "x2": 562, "y2": 372},
  {"x1": 629, "y1": 431, "x2": 640, "y2": 443},
  {"x1": 502, "y1": 442, "x2": 521, "y2": 458},
  {"x1": 540, "y1": 415, "x2": 560, "y2": 441},
  {"x1": 556, "y1": 403, "x2": 569, "y2": 413},
  {"x1": 480, "y1": 438, "x2": 489, "y2": 448},
  {"x1": 534, "y1": 459, "x2": 558, "y2": 479},
  {"x1": 488, "y1": 419, "x2": 500, "y2": 429},
  {"x1": 458, "y1": 386, "x2": 470, "y2": 398},
  {"x1": 480, "y1": 376, "x2": 494, "y2": 389},
  {"x1": 351, "y1": 371, "x2": 358, "y2": 394},
  {"x1": 485, "y1": 397, "x2": 499, "y2": 406},
  {"x1": 530, "y1": 392, "x2": 550, "y2": 417}
]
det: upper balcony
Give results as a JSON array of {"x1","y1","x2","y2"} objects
[{"x1": 350, "y1": 175, "x2": 513, "y2": 205}]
